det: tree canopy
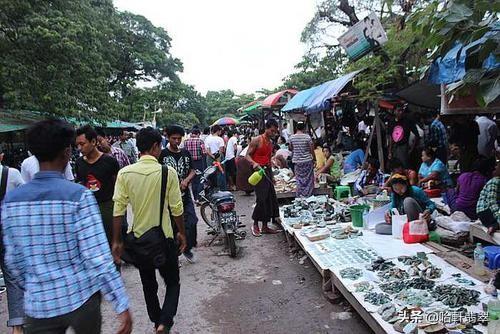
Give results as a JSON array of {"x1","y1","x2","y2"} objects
[
  {"x1": 409, "y1": 0, "x2": 499, "y2": 106},
  {"x1": 0, "y1": 0, "x2": 184, "y2": 121},
  {"x1": 1, "y1": 0, "x2": 497, "y2": 127}
]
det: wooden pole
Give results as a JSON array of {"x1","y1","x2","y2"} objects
[
  {"x1": 363, "y1": 123, "x2": 375, "y2": 164},
  {"x1": 374, "y1": 104, "x2": 385, "y2": 171}
]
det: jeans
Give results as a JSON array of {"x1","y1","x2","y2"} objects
[
  {"x1": 182, "y1": 192, "x2": 198, "y2": 253},
  {"x1": 98, "y1": 200, "x2": 114, "y2": 246},
  {"x1": 138, "y1": 239, "x2": 180, "y2": 329},
  {"x1": 191, "y1": 159, "x2": 204, "y2": 201},
  {"x1": 25, "y1": 293, "x2": 101, "y2": 334}
]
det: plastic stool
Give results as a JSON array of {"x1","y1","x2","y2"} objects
[{"x1": 335, "y1": 185, "x2": 351, "y2": 200}]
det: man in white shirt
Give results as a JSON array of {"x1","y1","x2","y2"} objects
[
  {"x1": 476, "y1": 115, "x2": 498, "y2": 158},
  {"x1": 0, "y1": 151, "x2": 24, "y2": 192},
  {"x1": 281, "y1": 122, "x2": 291, "y2": 143},
  {"x1": 204, "y1": 125, "x2": 226, "y2": 190},
  {"x1": 21, "y1": 154, "x2": 74, "y2": 182},
  {"x1": 225, "y1": 130, "x2": 239, "y2": 191},
  {"x1": 204, "y1": 125, "x2": 225, "y2": 162},
  {"x1": 0, "y1": 149, "x2": 25, "y2": 334}
]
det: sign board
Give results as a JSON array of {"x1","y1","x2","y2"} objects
[{"x1": 338, "y1": 12, "x2": 388, "y2": 61}]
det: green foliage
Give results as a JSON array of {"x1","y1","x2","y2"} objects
[
  {"x1": 0, "y1": 0, "x2": 183, "y2": 120},
  {"x1": 204, "y1": 90, "x2": 255, "y2": 124},
  {"x1": 409, "y1": 0, "x2": 499, "y2": 106},
  {"x1": 110, "y1": 11, "x2": 183, "y2": 97},
  {"x1": 119, "y1": 81, "x2": 207, "y2": 128},
  {"x1": 282, "y1": 48, "x2": 347, "y2": 90},
  {"x1": 0, "y1": 0, "x2": 118, "y2": 119},
  {"x1": 345, "y1": 24, "x2": 425, "y2": 100},
  {"x1": 296, "y1": 0, "x2": 429, "y2": 100}
]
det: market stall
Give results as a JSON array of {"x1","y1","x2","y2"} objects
[{"x1": 280, "y1": 196, "x2": 490, "y2": 334}]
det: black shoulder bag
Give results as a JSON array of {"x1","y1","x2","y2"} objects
[
  {"x1": 124, "y1": 165, "x2": 170, "y2": 268},
  {"x1": 0, "y1": 166, "x2": 8, "y2": 201}
]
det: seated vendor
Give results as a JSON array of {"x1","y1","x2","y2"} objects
[
  {"x1": 354, "y1": 158, "x2": 385, "y2": 196},
  {"x1": 271, "y1": 144, "x2": 288, "y2": 169},
  {"x1": 384, "y1": 174, "x2": 436, "y2": 223},
  {"x1": 314, "y1": 139, "x2": 326, "y2": 169},
  {"x1": 445, "y1": 157, "x2": 493, "y2": 220},
  {"x1": 315, "y1": 145, "x2": 342, "y2": 182},
  {"x1": 418, "y1": 147, "x2": 453, "y2": 189},
  {"x1": 476, "y1": 160, "x2": 500, "y2": 235},
  {"x1": 343, "y1": 141, "x2": 365, "y2": 173},
  {"x1": 384, "y1": 158, "x2": 418, "y2": 188}
]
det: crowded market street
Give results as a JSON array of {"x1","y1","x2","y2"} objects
[
  {"x1": 1, "y1": 1, "x2": 499, "y2": 334},
  {"x1": 0, "y1": 192, "x2": 369, "y2": 334}
]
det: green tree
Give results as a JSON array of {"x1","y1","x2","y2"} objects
[
  {"x1": 0, "y1": 0, "x2": 183, "y2": 120},
  {"x1": 409, "y1": 0, "x2": 499, "y2": 106},
  {"x1": 282, "y1": 48, "x2": 347, "y2": 90},
  {"x1": 292, "y1": 0, "x2": 430, "y2": 100},
  {"x1": 109, "y1": 11, "x2": 183, "y2": 98},
  {"x1": 205, "y1": 90, "x2": 255, "y2": 124},
  {"x1": 119, "y1": 81, "x2": 208, "y2": 128},
  {"x1": 0, "y1": 0, "x2": 118, "y2": 119}
]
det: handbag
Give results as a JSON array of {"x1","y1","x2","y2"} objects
[
  {"x1": 124, "y1": 165, "x2": 171, "y2": 268},
  {"x1": 402, "y1": 215, "x2": 429, "y2": 244}
]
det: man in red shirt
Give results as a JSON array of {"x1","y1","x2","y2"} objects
[{"x1": 245, "y1": 119, "x2": 280, "y2": 237}]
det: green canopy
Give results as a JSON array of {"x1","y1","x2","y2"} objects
[
  {"x1": 0, "y1": 110, "x2": 140, "y2": 132},
  {"x1": 242, "y1": 101, "x2": 262, "y2": 115},
  {"x1": 0, "y1": 110, "x2": 44, "y2": 133},
  {"x1": 105, "y1": 120, "x2": 140, "y2": 129}
]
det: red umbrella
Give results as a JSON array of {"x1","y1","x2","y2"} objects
[{"x1": 261, "y1": 89, "x2": 298, "y2": 108}]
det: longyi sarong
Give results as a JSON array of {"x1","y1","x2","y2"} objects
[
  {"x1": 294, "y1": 160, "x2": 314, "y2": 198},
  {"x1": 252, "y1": 167, "x2": 279, "y2": 223}
]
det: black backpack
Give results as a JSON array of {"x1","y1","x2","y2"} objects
[{"x1": 0, "y1": 166, "x2": 8, "y2": 201}]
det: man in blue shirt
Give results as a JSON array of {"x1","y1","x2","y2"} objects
[
  {"x1": 1, "y1": 119, "x2": 132, "y2": 334},
  {"x1": 425, "y1": 110, "x2": 448, "y2": 164}
]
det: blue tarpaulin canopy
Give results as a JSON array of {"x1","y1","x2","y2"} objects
[
  {"x1": 429, "y1": 24, "x2": 499, "y2": 84},
  {"x1": 304, "y1": 70, "x2": 361, "y2": 115},
  {"x1": 281, "y1": 86, "x2": 321, "y2": 113},
  {"x1": 282, "y1": 70, "x2": 361, "y2": 114}
]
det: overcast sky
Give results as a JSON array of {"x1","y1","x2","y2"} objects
[{"x1": 114, "y1": 0, "x2": 317, "y2": 95}]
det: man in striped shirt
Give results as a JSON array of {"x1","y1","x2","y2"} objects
[{"x1": 1, "y1": 119, "x2": 132, "y2": 334}]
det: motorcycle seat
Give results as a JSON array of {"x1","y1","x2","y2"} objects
[{"x1": 211, "y1": 191, "x2": 234, "y2": 202}]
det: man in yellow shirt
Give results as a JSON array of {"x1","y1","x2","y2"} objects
[{"x1": 112, "y1": 127, "x2": 186, "y2": 334}]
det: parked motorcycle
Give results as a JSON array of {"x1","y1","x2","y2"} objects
[{"x1": 197, "y1": 160, "x2": 246, "y2": 257}]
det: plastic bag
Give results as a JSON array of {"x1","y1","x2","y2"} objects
[
  {"x1": 403, "y1": 215, "x2": 429, "y2": 244},
  {"x1": 391, "y1": 209, "x2": 407, "y2": 239}
]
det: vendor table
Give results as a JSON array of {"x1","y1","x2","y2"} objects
[
  {"x1": 280, "y1": 206, "x2": 490, "y2": 334},
  {"x1": 470, "y1": 222, "x2": 499, "y2": 245},
  {"x1": 276, "y1": 186, "x2": 333, "y2": 200}
]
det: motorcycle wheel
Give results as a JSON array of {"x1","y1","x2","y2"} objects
[
  {"x1": 200, "y1": 202, "x2": 216, "y2": 229},
  {"x1": 227, "y1": 233, "x2": 237, "y2": 258}
]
